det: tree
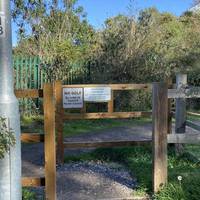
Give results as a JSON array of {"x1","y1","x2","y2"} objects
[
  {"x1": 88, "y1": 8, "x2": 200, "y2": 84},
  {"x1": 12, "y1": 0, "x2": 96, "y2": 81}
]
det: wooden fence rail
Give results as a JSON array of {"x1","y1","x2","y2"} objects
[
  {"x1": 55, "y1": 81, "x2": 153, "y2": 164},
  {"x1": 15, "y1": 75, "x2": 200, "y2": 197},
  {"x1": 15, "y1": 84, "x2": 56, "y2": 200}
]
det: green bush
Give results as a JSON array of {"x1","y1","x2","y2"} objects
[
  {"x1": 22, "y1": 189, "x2": 36, "y2": 200},
  {"x1": 0, "y1": 117, "x2": 16, "y2": 159}
]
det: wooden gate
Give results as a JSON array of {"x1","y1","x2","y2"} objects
[
  {"x1": 54, "y1": 81, "x2": 152, "y2": 164},
  {"x1": 54, "y1": 78, "x2": 200, "y2": 194}
]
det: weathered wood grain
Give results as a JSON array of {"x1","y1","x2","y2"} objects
[
  {"x1": 44, "y1": 83, "x2": 56, "y2": 200},
  {"x1": 21, "y1": 133, "x2": 44, "y2": 143},
  {"x1": 22, "y1": 177, "x2": 45, "y2": 187},
  {"x1": 54, "y1": 81, "x2": 65, "y2": 164},
  {"x1": 62, "y1": 84, "x2": 152, "y2": 91},
  {"x1": 64, "y1": 111, "x2": 151, "y2": 120},
  {"x1": 64, "y1": 140, "x2": 151, "y2": 149},
  {"x1": 15, "y1": 89, "x2": 43, "y2": 98},
  {"x1": 152, "y1": 82, "x2": 168, "y2": 193}
]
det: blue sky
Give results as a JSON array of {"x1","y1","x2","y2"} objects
[{"x1": 12, "y1": 0, "x2": 194, "y2": 46}]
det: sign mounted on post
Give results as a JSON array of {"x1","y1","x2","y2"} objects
[
  {"x1": 0, "y1": 12, "x2": 6, "y2": 38},
  {"x1": 84, "y1": 87, "x2": 111, "y2": 102},
  {"x1": 63, "y1": 88, "x2": 83, "y2": 108}
]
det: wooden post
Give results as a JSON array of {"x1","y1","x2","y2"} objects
[
  {"x1": 175, "y1": 74, "x2": 187, "y2": 153},
  {"x1": 175, "y1": 74, "x2": 187, "y2": 133},
  {"x1": 81, "y1": 102, "x2": 86, "y2": 113},
  {"x1": 152, "y1": 82, "x2": 168, "y2": 193},
  {"x1": 44, "y1": 83, "x2": 56, "y2": 200},
  {"x1": 54, "y1": 81, "x2": 65, "y2": 164},
  {"x1": 167, "y1": 78, "x2": 173, "y2": 134},
  {"x1": 108, "y1": 90, "x2": 114, "y2": 113}
]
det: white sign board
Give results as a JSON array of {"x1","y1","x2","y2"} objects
[
  {"x1": 0, "y1": 12, "x2": 5, "y2": 38},
  {"x1": 84, "y1": 87, "x2": 111, "y2": 102},
  {"x1": 63, "y1": 88, "x2": 83, "y2": 108}
]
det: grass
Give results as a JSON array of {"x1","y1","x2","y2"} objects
[{"x1": 64, "y1": 145, "x2": 200, "y2": 200}]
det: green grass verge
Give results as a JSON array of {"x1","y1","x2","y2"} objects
[{"x1": 64, "y1": 145, "x2": 200, "y2": 200}]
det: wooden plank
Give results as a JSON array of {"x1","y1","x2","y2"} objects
[
  {"x1": 187, "y1": 111, "x2": 200, "y2": 117},
  {"x1": 175, "y1": 74, "x2": 187, "y2": 133},
  {"x1": 64, "y1": 140, "x2": 151, "y2": 149},
  {"x1": 186, "y1": 120, "x2": 200, "y2": 131},
  {"x1": 62, "y1": 84, "x2": 152, "y2": 91},
  {"x1": 44, "y1": 83, "x2": 56, "y2": 200},
  {"x1": 167, "y1": 78, "x2": 173, "y2": 134},
  {"x1": 175, "y1": 74, "x2": 187, "y2": 154},
  {"x1": 15, "y1": 89, "x2": 43, "y2": 98},
  {"x1": 63, "y1": 112, "x2": 152, "y2": 120},
  {"x1": 108, "y1": 90, "x2": 114, "y2": 113},
  {"x1": 168, "y1": 87, "x2": 200, "y2": 99},
  {"x1": 63, "y1": 135, "x2": 200, "y2": 148},
  {"x1": 80, "y1": 102, "x2": 87, "y2": 113},
  {"x1": 54, "y1": 81, "x2": 65, "y2": 164},
  {"x1": 168, "y1": 134, "x2": 200, "y2": 144},
  {"x1": 21, "y1": 133, "x2": 44, "y2": 143},
  {"x1": 152, "y1": 82, "x2": 168, "y2": 193},
  {"x1": 22, "y1": 177, "x2": 45, "y2": 187}
]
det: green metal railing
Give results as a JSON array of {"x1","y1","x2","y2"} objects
[
  {"x1": 13, "y1": 56, "x2": 46, "y2": 89},
  {"x1": 13, "y1": 56, "x2": 89, "y2": 89}
]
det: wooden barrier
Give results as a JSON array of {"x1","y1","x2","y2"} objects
[
  {"x1": 63, "y1": 111, "x2": 151, "y2": 120},
  {"x1": 186, "y1": 120, "x2": 200, "y2": 132},
  {"x1": 54, "y1": 81, "x2": 65, "y2": 164},
  {"x1": 55, "y1": 81, "x2": 152, "y2": 164},
  {"x1": 152, "y1": 82, "x2": 168, "y2": 193},
  {"x1": 44, "y1": 84, "x2": 57, "y2": 200},
  {"x1": 15, "y1": 84, "x2": 56, "y2": 200},
  {"x1": 64, "y1": 140, "x2": 151, "y2": 148},
  {"x1": 15, "y1": 77, "x2": 200, "y2": 197},
  {"x1": 15, "y1": 89, "x2": 43, "y2": 98}
]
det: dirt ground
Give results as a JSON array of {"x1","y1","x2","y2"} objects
[{"x1": 22, "y1": 123, "x2": 198, "y2": 200}]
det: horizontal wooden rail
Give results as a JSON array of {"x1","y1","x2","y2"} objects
[
  {"x1": 168, "y1": 133, "x2": 200, "y2": 144},
  {"x1": 64, "y1": 111, "x2": 152, "y2": 120},
  {"x1": 187, "y1": 112, "x2": 200, "y2": 117},
  {"x1": 15, "y1": 89, "x2": 43, "y2": 98},
  {"x1": 64, "y1": 133, "x2": 200, "y2": 149},
  {"x1": 186, "y1": 120, "x2": 200, "y2": 132},
  {"x1": 21, "y1": 133, "x2": 44, "y2": 143},
  {"x1": 62, "y1": 84, "x2": 152, "y2": 91},
  {"x1": 22, "y1": 177, "x2": 45, "y2": 187},
  {"x1": 168, "y1": 87, "x2": 200, "y2": 99},
  {"x1": 64, "y1": 140, "x2": 151, "y2": 148}
]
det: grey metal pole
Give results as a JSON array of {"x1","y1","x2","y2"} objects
[{"x1": 0, "y1": 1, "x2": 21, "y2": 200}]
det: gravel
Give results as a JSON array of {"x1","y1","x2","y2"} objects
[{"x1": 57, "y1": 161, "x2": 136, "y2": 200}]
